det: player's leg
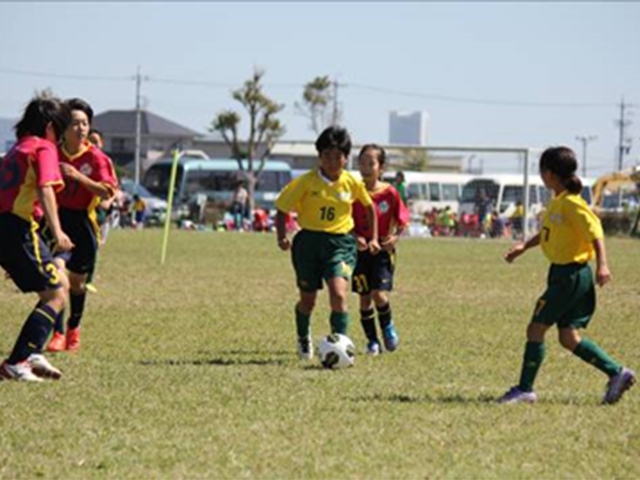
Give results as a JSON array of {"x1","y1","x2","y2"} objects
[
  {"x1": 359, "y1": 293, "x2": 380, "y2": 356},
  {"x1": 499, "y1": 264, "x2": 580, "y2": 403},
  {"x1": 291, "y1": 230, "x2": 322, "y2": 359},
  {"x1": 352, "y1": 251, "x2": 379, "y2": 355},
  {"x1": 372, "y1": 250, "x2": 398, "y2": 351},
  {"x1": 0, "y1": 223, "x2": 67, "y2": 381},
  {"x1": 66, "y1": 271, "x2": 89, "y2": 351},
  {"x1": 47, "y1": 257, "x2": 69, "y2": 352},
  {"x1": 323, "y1": 233, "x2": 356, "y2": 336},
  {"x1": 326, "y1": 276, "x2": 350, "y2": 335},
  {"x1": 64, "y1": 214, "x2": 100, "y2": 351},
  {"x1": 296, "y1": 290, "x2": 317, "y2": 360}
]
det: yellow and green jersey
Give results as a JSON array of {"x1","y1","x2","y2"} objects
[
  {"x1": 275, "y1": 169, "x2": 372, "y2": 234},
  {"x1": 540, "y1": 191, "x2": 603, "y2": 265}
]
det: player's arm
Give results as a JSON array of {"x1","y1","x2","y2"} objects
[
  {"x1": 38, "y1": 185, "x2": 73, "y2": 252},
  {"x1": 364, "y1": 204, "x2": 380, "y2": 254},
  {"x1": 504, "y1": 233, "x2": 540, "y2": 263},
  {"x1": 60, "y1": 163, "x2": 114, "y2": 200},
  {"x1": 275, "y1": 210, "x2": 291, "y2": 251},
  {"x1": 381, "y1": 191, "x2": 409, "y2": 251},
  {"x1": 592, "y1": 238, "x2": 612, "y2": 287}
]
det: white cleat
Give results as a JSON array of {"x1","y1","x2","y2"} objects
[
  {"x1": 297, "y1": 336, "x2": 314, "y2": 360},
  {"x1": 0, "y1": 360, "x2": 44, "y2": 382},
  {"x1": 28, "y1": 354, "x2": 63, "y2": 380}
]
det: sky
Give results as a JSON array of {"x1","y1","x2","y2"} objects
[{"x1": 1, "y1": 2, "x2": 639, "y2": 175}]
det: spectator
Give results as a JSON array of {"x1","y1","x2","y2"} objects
[
  {"x1": 230, "y1": 180, "x2": 249, "y2": 231},
  {"x1": 394, "y1": 171, "x2": 408, "y2": 206}
]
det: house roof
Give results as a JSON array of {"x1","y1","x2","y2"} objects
[{"x1": 93, "y1": 110, "x2": 200, "y2": 137}]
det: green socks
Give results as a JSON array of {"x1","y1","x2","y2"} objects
[
  {"x1": 295, "y1": 307, "x2": 311, "y2": 339},
  {"x1": 296, "y1": 307, "x2": 350, "y2": 337},
  {"x1": 518, "y1": 341, "x2": 545, "y2": 392},
  {"x1": 573, "y1": 338, "x2": 621, "y2": 378},
  {"x1": 330, "y1": 311, "x2": 350, "y2": 335}
]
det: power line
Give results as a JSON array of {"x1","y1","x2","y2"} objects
[
  {"x1": 1, "y1": 66, "x2": 636, "y2": 108},
  {"x1": 0, "y1": 67, "x2": 130, "y2": 82}
]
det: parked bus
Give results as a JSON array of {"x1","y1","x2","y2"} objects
[
  {"x1": 459, "y1": 174, "x2": 551, "y2": 222},
  {"x1": 381, "y1": 171, "x2": 475, "y2": 218},
  {"x1": 143, "y1": 157, "x2": 293, "y2": 212}
]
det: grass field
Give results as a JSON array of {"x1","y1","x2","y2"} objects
[{"x1": 1, "y1": 229, "x2": 639, "y2": 479}]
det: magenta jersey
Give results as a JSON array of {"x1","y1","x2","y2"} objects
[
  {"x1": 352, "y1": 182, "x2": 410, "y2": 240},
  {"x1": 0, "y1": 136, "x2": 64, "y2": 222},
  {"x1": 57, "y1": 142, "x2": 118, "y2": 211}
]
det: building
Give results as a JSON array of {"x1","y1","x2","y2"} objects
[
  {"x1": 93, "y1": 110, "x2": 203, "y2": 171},
  {"x1": 389, "y1": 111, "x2": 430, "y2": 146},
  {"x1": 92, "y1": 108, "x2": 462, "y2": 177}
]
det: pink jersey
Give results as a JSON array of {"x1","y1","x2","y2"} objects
[
  {"x1": 57, "y1": 142, "x2": 118, "y2": 211},
  {"x1": 0, "y1": 136, "x2": 64, "y2": 222},
  {"x1": 352, "y1": 182, "x2": 409, "y2": 240}
]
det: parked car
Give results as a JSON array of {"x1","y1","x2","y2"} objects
[{"x1": 119, "y1": 178, "x2": 168, "y2": 226}]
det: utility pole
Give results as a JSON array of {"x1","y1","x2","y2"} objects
[
  {"x1": 615, "y1": 97, "x2": 632, "y2": 172},
  {"x1": 331, "y1": 78, "x2": 339, "y2": 127},
  {"x1": 134, "y1": 65, "x2": 142, "y2": 186},
  {"x1": 575, "y1": 135, "x2": 597, "y2": 178}
]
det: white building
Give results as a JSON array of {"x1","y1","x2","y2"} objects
[{"x1": 389, "y1": 111, "x2": 430, "y2": 146}]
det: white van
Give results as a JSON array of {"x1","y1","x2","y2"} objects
[
  {"x1": 381, "y1": 171, "x2": 475, "y2": 218},
  {"x1": 459, "y1": 174, "x2": 550, "y2": 221}
]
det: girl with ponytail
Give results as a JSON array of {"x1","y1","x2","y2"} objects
[{"x1": 497, "y1": 146, "x2": 635, "y2": 405}]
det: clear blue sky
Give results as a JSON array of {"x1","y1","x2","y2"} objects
[{"x1": 1, "y1": 2, "x2": 638, "y2": 175}]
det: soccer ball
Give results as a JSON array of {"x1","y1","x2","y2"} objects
[{"x1": 319, "y1": 333, "x2": 355, "y2": 369}]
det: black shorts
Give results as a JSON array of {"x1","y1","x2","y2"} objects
[
  {"x1": 351, "y1": 249, "x2": 395, "y2": 295},
  {"x1": 43, "y1": 208, "x2": 98, "y2": 275},
  {"x1": 0, "y1": 213, "x2": 62, "y2": 293}
]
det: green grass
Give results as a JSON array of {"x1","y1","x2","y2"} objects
[{"x1": 1, "y1": 230, "x2": 639, "y2": 479}]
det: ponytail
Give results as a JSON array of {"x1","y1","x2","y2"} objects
[{"x1": 563, "y1": 175, "x2": 582, "y2": 194}]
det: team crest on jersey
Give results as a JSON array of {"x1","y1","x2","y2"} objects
[
  {"x1": 80, "y1": 163, "x2": 93, "y2": 176},
  {"x1": 337, "y1": 191, "x2": 351, "y2": 202},
  {"x1": 549, "y1": 213, "x2": 563, "y2": 224},
  {"x1": 378, "y1": 200, "x2": 390, "y2": 214}
]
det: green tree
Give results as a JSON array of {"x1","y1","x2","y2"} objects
[
  {"x1": 210, "y1": 69, "x2": 286, "y2": 211},
  {"x1": 294, "y1": 75, "x2": 340, "y2": 135}
]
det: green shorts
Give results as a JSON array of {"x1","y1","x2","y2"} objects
[
  {"x1": 531, "y1": 263, "x2": 596, "y2": 330},
  {"x1": 291, "y1": 229, "x2": 356, "y2": 292}
]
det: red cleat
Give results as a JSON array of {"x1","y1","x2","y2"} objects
[
  {"x1": 66, "y1": 328, "x2": 81, "y2": 351},
  {"x1": 47, "y1": 332, "x2": 67, "y2": 352}
]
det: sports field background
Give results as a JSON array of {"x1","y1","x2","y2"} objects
[{"x1": 1, "y1": 230, "x2": 638, "y2": 479}]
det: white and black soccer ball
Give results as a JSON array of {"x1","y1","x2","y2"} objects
[{"x1": 319, "y1": 333, "x2": 355, "y2": 369}]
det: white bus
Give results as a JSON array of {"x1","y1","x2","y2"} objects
[
  {"x1": 143, "y1": 157, "x2": 292, "y2": 211},
  {"x1": 459, "y1": 174, "x2": 551, "y2": 221},
  {"x1": 381, "y1": 171, "x2": 475, "y2": 218}
]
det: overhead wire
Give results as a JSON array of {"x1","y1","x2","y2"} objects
[{"x1": 0, "y1": 67, "x2": 632, "y2": 108}]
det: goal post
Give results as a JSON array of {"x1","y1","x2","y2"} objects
[{"x1": 369, "y1": 143, "x2": 540, "y2": 239}]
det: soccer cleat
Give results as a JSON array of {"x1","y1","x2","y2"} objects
[
  {"x1": 382, "y1": 323, "x2": 399, "y2": 352},
  {"x1": 86, "y1": 283, "x2": 98, "y2": 294},
  {"x1": 0, "y1": 360, "x2": 44, "y2": 382},
  {"x1": 603, "y1": 367, "x2": 636, "y2": 405},
  {"x1": 47, "y1": 332, "x2": 67, "y2": 352},
  {"x1": 28, "y1": 354, "x2": 62, "y2": 380},
  {"x1": 297, "y1": 336, "x2": 314, "y2": 360},
  {"x1": 66, "y1": 328, "x2": 81, "y2": 352},
  {"x1": 497, "y1": 386, "x2": 538, "y2": 404},
  {"x1": 366, "y1": 339, "x2": 381, "y2": 356}
]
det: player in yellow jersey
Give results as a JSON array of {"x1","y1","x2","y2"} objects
[
  {"x1": 498, "y1": 146, "x2": 634, "y2": 405},
  {"x1": 275, "y1": 126, "x2": 380, "y2": 360}
]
